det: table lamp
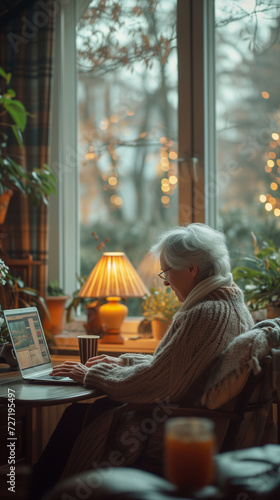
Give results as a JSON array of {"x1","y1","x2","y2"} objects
[{"x1": 78, "y1": 252, "x2": 149, "y2": 344}]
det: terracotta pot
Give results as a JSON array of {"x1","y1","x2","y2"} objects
[
  {"x1": 151, "y1": 319, "x2": 172, "y2": 340},
  {"x1": 267, "y1": 306, "x2": 280, "y2": 319},
  {"x1": 0, "y1": 189, "x2": 13, "y2": 224},
  {"x1": 43, "y1": 296, "x2": 69, "y2": 335},
  {"x1": 84, "y1": 304, "x2": 104, "y2": 336}
]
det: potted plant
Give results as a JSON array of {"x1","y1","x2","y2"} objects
[
  {"x1": 232, "y1": 232, "x2": 280, "y2": 318},
  {"x1": 66, "y1": 275, "x2": 105, "y2": 337},
  {"x1": 0, "y1": 258, "x2": 50, "y2": 367},
  {"x1": 142, "y1": 286, "x2": 180, "y2": 339},
  {"x1": 66, "y1": 234, "x2": 111, "y2": 336},
  {"x1": 0, "y1": 67, "x2": 56, "y2": 222},
  {"x1": 42, "y1": 280, "x2": 69, "y2": 335}
]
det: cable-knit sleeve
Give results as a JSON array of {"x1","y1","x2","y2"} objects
[
  {"x1": 84, "y1": 334, "x2": 172, "y2": 403},
  {"x1": 119, "y1": 353, "x2": 153, "y2": 366},
  {"x1": 83, "y1": 296, "x2": 243, "y2": 404}
]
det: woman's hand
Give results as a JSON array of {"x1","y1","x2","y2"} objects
[
  {"x1": 50, "y1": 361, "x2": 89, "y2": 384},
  {"x1": 85, "y1": 354, "x2": 125, "y2": 368}
]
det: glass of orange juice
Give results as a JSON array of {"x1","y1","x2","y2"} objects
[{"x1": 165, "y1": 417, "x2": 215, "y2": 492}]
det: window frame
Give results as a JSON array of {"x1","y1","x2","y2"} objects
[{"x1": 177, "y1": 0, "x2": 216, "y2": 226}]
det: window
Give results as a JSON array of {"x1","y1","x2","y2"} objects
[
  {"x1": 76, "y1": 0, "x2": 178, "y2": 295},
  {"x1": 49, "y1": 0, "x2": 280, "y2": 299},
  {"x1": 215, "y1": 0, "x2": 280, "y2": 254}
]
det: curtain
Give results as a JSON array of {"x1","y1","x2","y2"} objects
[{"x1": 0, "y1": 0, "x2": 55, "y2": 296}]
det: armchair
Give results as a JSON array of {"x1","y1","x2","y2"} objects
[
  {"x1": 45, "y1": 325, "x2": 280, "y2": 500},
  {"x1": 105, "y1": 353, "x2": 277, "y2": 476}
]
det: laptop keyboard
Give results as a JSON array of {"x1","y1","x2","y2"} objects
[{"x1": 37, "y1": 375, "x2": 66, "y2": 381}]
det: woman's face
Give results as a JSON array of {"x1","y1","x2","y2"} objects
[{"x1": 159, "y1": 256, "x2": 199, "y2": 302}]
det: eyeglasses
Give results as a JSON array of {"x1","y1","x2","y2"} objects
[{"x1": 158, "y1": 267, "x2": 171, "y2": 281}]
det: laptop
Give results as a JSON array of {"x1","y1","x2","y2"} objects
[{"x1": 4, "y1": 307, "x2": 78, "y2": 385}]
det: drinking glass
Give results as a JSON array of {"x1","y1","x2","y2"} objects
[{"x1": 165, "y1": 417, "x2": 215, "y2": 492}]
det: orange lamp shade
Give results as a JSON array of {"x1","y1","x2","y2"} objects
[{"x1": 78, "y1": 252, "x2": 149, "y2": 299}]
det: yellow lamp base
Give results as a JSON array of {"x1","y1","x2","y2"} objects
[{"x1": 99, "y1": 297, "x2": 127, "y2": 344}]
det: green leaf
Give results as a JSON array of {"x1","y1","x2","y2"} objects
[
  {"x1": 7, "y1": 89, "x2": 16, "y2": 97},
  {"x1": 4, "y1": 100, "x2": 27, "y2": 132},
  {"x1": 0, "y1": 67, "x2": 9, "y2": 82},
  {"x1": 11, "y1": 125, "x2": 23, "y2": 147},
  {"x1": 233, "y1": 266, "x2": 266, "y2": 279},
  {"x1": 31, "y1": 171, "x2": 40, "y2": 182},
  {"x1": 9, "y1": 159, "x2": 28, "y2": 179}
]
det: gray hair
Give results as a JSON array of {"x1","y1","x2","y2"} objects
[{"x1": 150, "y1": 223, "x2": 231, "y2": 279}]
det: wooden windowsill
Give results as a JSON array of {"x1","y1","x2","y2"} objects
[{"x1": 51, "y1": 320, "x2": 158, "y2": 355}]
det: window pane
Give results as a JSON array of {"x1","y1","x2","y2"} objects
[
  {"x1": 215, "y1": 0, "x2": 280, "y2": 253},
  {"x1": 77, "y1": 0, "x2": 178, "y2": 302}
]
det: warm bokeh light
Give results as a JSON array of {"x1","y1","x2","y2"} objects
[
  {"x1": 160, "y1": 154, "x2": 169, "y2": 172},
  {"x1": 111, "y1": 114, "x2": 119, "y2": 123},
  {"x1": 262, "y1": 91, "x2": 270, "y2": 99},
  {"x1": 161, "y1": 178, "x2": 169, "y2": 185},
  {"x1": 161, "y1": 184, "x2": 170, "y2": 193},
  {"x1": 160, "y1": 165, "x2": 169, "y2": 172},
  {"x1": 269, "y1": 152, "x2": 276, "y2": 159},
  {"x1": 100, "y1": 119, "x2": 109, "y2": 130},
  {"x1": 271, "y1": 183, "x2": 278, "y2": 191},
  {"x1": 265, "y1": 165, "x2": 272, "y2": 173},
  {"x1": 270, "y1": 141, "x2": 277, "y2": 148},
  {"x1": 161, "y1": 195, "x2": 170, "y2": 204},
  {"x1": 169, "y1": 151, "x2": 177, "y2": 160},
  {"x1": 85, "y1": 146, "x2": 95, "y2": 160},
  {"x1": 272, "y1": 133, "x2": 279, "y2": 140},
  {"x1": 270, "y1": 197, "x2": 276, "y2": 204},
  {"x1": 274, "y1": 208, "x2": 280, "y2": 217},
  {"x1": 110, "y1": 195, "x2": 123, "y2": 207},
  {"x1": 126, "y1": 110, "x2": 135, "y2": 116},
  {"x1": 114, "y1": 196, "x2": 123, "y2": 207},
  {"x1": 159, "y1": 136, "x2": 167, "y2": 144},
  {"x1": 265, "y1": 202, "x2": 273, "y2": 211},
  {"x1": 267, "y1": 160, "x2": 275, "y2": 167},
  {"x1": 259, "y1": 194, "x2": 266, "y2": 203},
  {"x1": 169, "y1": 175, "x2": 178, "y2": 185},
  {"x1": 108, "y1": 176, "x2": 117, "y2": 186}
]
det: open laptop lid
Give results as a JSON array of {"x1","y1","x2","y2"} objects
[{"x1": 4, "y1": 307, "x2": 53, "y2": 378}]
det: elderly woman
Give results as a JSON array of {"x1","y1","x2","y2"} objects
[{"x1": 31, "y1": 223, "x2": 254, "y2": 498}]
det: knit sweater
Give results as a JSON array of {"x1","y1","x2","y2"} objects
[{"x1": 61, "y1": 274, "x2": 254, "y2": 478}]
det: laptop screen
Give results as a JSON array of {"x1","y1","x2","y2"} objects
[{"x1": 4, "y1": 307, "x2": 51, "y2": 370}]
